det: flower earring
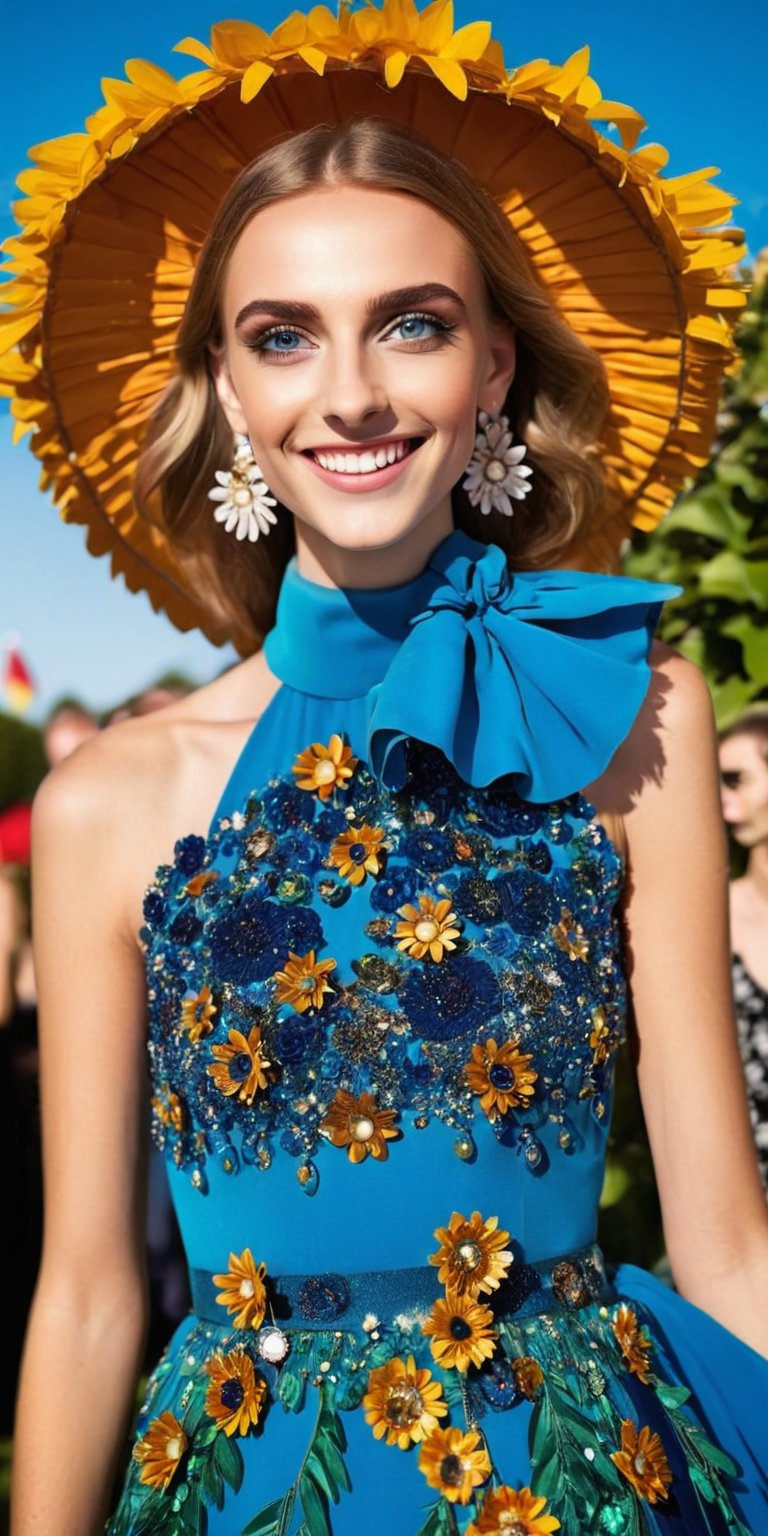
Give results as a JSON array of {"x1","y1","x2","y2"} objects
[
  {"x1": 208, "y1": 434, "x2": 278, "y2": 542},
  {"x1": 462, "y1": 410, "x2": 533, "y2": 517}
]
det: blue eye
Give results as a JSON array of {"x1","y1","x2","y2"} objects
[
  {"x1": 392, "y1": 313, "x2": 442, "y2": 342},
  {"x1": 261, "y1": 328, "x2": 304, "y2": 352}
]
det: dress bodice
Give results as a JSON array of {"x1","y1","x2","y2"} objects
[{"x1": 143, "y1": 696, "x2": 624, "y2": 1271}]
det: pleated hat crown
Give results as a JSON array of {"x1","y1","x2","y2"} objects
[{"x1": 0, "y1": 0, "x2": 745, "y2": 644}]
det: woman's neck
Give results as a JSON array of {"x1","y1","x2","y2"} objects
[
  {"x1": 293, "y1": 503, "x2": 454, "y2": 590},
  {"x1": 745, "y1": 840, "x2": 768, "y2": 905}
]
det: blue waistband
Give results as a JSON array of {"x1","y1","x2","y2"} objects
[{"x1": 189, "y1": 1243, "x2": 614, "y2": 1333}]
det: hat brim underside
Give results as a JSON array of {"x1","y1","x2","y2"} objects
[{"x1": 5, "y1": 62, "x2": 745, "y2": 646}]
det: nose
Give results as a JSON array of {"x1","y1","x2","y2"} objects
[
  {"x1": 719, "y1": 785, "x2": 739, "y2": 823},
  {"x1": 318, "y1": 337, "x2": 390, "y2": 430}
]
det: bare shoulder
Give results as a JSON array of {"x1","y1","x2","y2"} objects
[
  {"x1": 584, "y1": 642, "x2": 718, "y2": 860},
  {"x1": 33, "y1": 650, "x2": 279, "y2": 941}
]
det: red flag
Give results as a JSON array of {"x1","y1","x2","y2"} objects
[{"x1": 3, "y1": 645, "x2": 35, "y2": 714}]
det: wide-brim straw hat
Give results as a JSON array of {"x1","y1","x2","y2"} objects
[{"x1": 0, "y1": 0, "x2": 745, "y2": 646}]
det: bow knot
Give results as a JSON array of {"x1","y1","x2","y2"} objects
[{"x1": 367, "y1": 533, "x2": 678, "y2": 800}]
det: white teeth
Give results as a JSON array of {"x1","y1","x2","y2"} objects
[{"x1": 312, "y1": 440, "x2": 411, "y2": 474}]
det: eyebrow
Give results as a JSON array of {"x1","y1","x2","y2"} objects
[{"x1": 234, "y1": 283, "x2": 467, "y2": 330}]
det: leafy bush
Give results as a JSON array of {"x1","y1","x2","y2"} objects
[{"x1": 625, "y1": 254, "x2": 768, "y2": 725}]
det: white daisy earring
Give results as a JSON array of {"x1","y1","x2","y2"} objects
[
  {"x1": 208, "y1": 434, "x2": 278, "y2": 542},
  {"x1": 462, "y1": 410, "x2": 533, "y2": 517}
]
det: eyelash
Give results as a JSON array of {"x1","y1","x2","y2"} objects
[{"x1": 244, "y1": 310, "x2": 456, "y2": 360}]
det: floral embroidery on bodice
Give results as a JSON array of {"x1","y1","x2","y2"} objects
[{"x1": 142, "y1": 742, "x2": 625, "y2": 1197}]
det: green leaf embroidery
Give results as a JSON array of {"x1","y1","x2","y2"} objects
[
  {"x1": 201, "y1": 1452, "x2": 225, "y2": 1511},
  {"x1": 240, "y1": 1491, "x2": 294, "y2": 1536},
  {"x1": 653, "y1": 1381, "x2": 691, "y2": 1411},
  {"x1": 213, "y1": 1430, "x2": 245, "y2": 1494},
  {"x1": 413, "y1": 1499, "x2": 460, "y2": 1536},
  {"x1": 242, "y1": 1386, "x2": 350, "y2": 1536}
]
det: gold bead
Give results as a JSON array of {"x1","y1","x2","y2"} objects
[
  {"x1": 455, "y1": 1238, "x2": 483, "y2": 1273},
  {"x1": 414, "y1": 918, "x2": 439, "y2": 943}
]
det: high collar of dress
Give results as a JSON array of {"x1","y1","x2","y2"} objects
[
  {"x1": 265, "y1": 528, "x2": 474, "y2": 701},
  {"x1": 264, "y1": 527, "x2": 679, "y2": 802}
]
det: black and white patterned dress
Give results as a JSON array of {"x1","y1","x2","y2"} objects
[{"x1": 732, "y1": 954, "x2": 768, "y2": 1190}]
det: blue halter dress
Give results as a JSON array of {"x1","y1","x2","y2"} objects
[{"x1": 109, "y1": 530, "x2": 768, "y2": 1536}]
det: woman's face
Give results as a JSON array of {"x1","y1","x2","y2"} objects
[
  {"x1": 719, "y1": 732, "x2": 768, "y2": 849},
  {"x1": 212, "y1": 184, "x2": 516, "y2": 584}
]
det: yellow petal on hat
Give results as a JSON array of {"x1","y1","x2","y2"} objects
[
  {"x1": 27, "y1": 133, "x2": 91, "y2": 174},
  {"x1": 546, "y1": 45, "x2": 591, "y2": 102},
  {"x1": 307, "y1": 6, "x2": 338, "y2": 37},
  {"x1": 351, "y1": 8, "x2": 384, "y2": 45},
  {"x1": 173, "y1": 35, "x2": 217, "y2": 66},
  {"x1": 124, "y1": 59, "x2": 186, "y2": 101},
  {"x1": 297, "y1": 45, "x2": 328, "y2": 74},
  {"x1": 424, "y1": 55, "x2": 468, "y2": 99},
  {"x1": 442, "y1": 20, "x2": 492, "y2": 60},
  {"x1": 418, "y1": 0, "x2": 453, "y2": 51},
  {"x1": 384, "y1": 0, "x2": 421, "y2": 42},
  {"x1": 241, "y1": 60, "x2": 275, "y2": 103},
  {"x1": 211, "y1": 20, "x2": 272, "y2": 68},
  {"x1": 0, "y1": 309, "x2": 39, "y2": 352},
  {"x1": 385, "y1": 50, "x2": 409, "y2": 87},
  {"x1": 585, "y1": 101, "x2": 645, "y2": 151}
]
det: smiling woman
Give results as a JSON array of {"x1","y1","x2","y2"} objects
[
  {"x1": 136, "y1": 121, "x2": 608, "y2": 641},
  {"x1": 5, "y1": 7, "x2": 768, "y2": 1536}
]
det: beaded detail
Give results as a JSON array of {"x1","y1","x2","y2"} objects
[{"x1": 142, "y1": 743, "x2": 625, "y2": 1192}]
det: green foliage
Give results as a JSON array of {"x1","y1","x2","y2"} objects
[
  {"x1": 413, "y1": 1500, "x2": 460, "y2": 1536},
  {"x1": 0, "y1": 711, "x2": 46, "y2": 810},
  {"x1": 624, "y1": 257, "x2": 768, "y2": 727},
  {"x1": 242, "y1": 1387, "x2": 349, "y2": 1536}
]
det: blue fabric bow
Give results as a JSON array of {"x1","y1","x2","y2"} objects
[
  {"x1": 264, "y1": 531, "x2": 680, "y2": 803},
  {"x1": 364, "y1": 535, "x2": 679, "y2": 800}
]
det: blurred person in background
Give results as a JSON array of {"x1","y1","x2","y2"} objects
[
  {"x1": 720, "y1": 710, "x2": 768, "y2": 1190},
  {"x1": 42, "y1": 702, "x2": 99, "y2": 768}
]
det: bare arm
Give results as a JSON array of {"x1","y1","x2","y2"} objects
[
  {"x1": 621, "y1": 650, "x2": 768, "y2": 1353},
  {"x1": 12, "y1": 747, "x2": 151, "y2": 1535}
]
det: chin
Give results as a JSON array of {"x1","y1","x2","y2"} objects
[{"x1": 300, "y1": 507, "x2": 445, "y2": 554}]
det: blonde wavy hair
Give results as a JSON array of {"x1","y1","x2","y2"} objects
[{"x1": 136, "y1": 118, "x2": 609, "y2": 654}]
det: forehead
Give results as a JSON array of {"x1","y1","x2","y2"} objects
[
  {"x1": 220, "y1": 185, "x2": 482, "y2": 317},
  {"x1": 719, "y1": 733, "x2": 768, "y2": 772}
]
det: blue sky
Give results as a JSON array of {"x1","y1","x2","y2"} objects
[{"x1": 2, "y1": 0, "x2": 766, "y2": 721}]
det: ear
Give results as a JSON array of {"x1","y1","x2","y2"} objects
[
  {"x1": 208, "y1": 345, "x2": 249, "y2": 436},
  {"x1": 477, "y1": 321, "x2": 517, "y2": 414}
]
